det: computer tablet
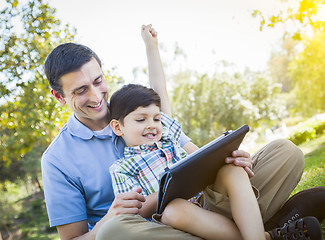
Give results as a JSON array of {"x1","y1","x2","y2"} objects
[{"x1": 156, "y1": 124, "x2": 249, "y2": 214}]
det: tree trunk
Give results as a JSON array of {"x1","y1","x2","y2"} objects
[{"x1": 34, "y1": 177, "x2": 43, "y2": 193}]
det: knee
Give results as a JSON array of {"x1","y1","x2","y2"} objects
[
  {"x1": 96, "y1": 215, "x2": 135, "y2": 240},
  {"x1": 217, "y1": 164, "x2": 247, "y2": 184},
  {"x1": 270, "y1": 139, "x2": 304, "y2": 169},
  {"x1": 213, "y1": 164, "x2": 247, "y2": 195},
  {"x1": 161, "y1": 198, "x2": 187, "y2": 227}
]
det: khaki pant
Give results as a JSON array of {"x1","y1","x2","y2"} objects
[{"x1": 96, "y1": 139, "x2": 304, "y2": 240}]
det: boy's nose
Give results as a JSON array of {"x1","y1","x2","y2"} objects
[
  {"x1": 146, "y1": 124, "x2": 155, "y2": 129},
  {"x1": 146, "y1": 121, "x2": 156, "y2": 129}
]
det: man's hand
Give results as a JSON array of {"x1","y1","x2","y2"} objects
[
  {"x1": 141, "y1": 24, "x2": 158, "y2": 50},
  {"x1": 106, "y1": 187, "x2": 146, "y2": 217},
  {"x1": 225, "y1": 150, "x2": 254, "y2": 178},
  {"x1": 57, "y1": 187, "x2": 146, "y2": 240}
]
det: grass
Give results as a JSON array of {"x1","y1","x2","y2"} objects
[
  {"x1": 17, "y1": 196, "x2": 59, "y2": 240},
  {"x1": 291, "y1": 134, "x2": 325, "y2": 194},
  {"x1": 1, "y1": 192, "x2": 59, "y2": 240},
  {"x1": 292, "y1": 134, "x2": 325, "y2": 238}
]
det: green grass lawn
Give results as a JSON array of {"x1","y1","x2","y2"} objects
[
  {"x1": 291, "y1": 135, "x2": 325, "y2": 238},
  {"x1": 3, "y1": 135, "x2": 324, "y2": 239}
]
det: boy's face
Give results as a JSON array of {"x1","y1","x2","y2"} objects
[
  {"x1": 51, "y1": 58, "x2": 110, "y2": 131},
  {"x1": 119, "y1": 104, "x2": 163, "y2": 147}
]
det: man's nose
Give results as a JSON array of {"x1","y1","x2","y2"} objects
[{"x1": 89, "y1": 86, "x2": 101, "y2": 102}]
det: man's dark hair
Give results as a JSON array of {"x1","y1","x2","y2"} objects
[
  {"x1": 110, "y1": 84, "x2": 161, "y2": 124},
  {"x1": 44, "y1": 42, "x2": 101, "y2": 96}
]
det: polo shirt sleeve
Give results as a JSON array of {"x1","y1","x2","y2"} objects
[{"x1": 41, "y1": 153, "x2": 87, "y2": 227}]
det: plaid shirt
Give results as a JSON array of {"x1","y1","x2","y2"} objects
[{"x1": 110, "y1": 113, "x2": 188, "y2": 197}]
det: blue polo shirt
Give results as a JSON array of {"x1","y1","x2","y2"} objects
[{"x1": 41, "y1": 113, "x2": 191, "y2": 229}]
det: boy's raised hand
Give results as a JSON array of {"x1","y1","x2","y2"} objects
[{"x1": 141, "y1": 24, "x2": 158, "y2": 49}]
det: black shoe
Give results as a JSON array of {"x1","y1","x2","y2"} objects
[
  {"x1": 268, "y1": 216, "x2": 322, "y2": 240},
  {"x1": 264, "y1": 186, "x2": 325, "y2": 231}
]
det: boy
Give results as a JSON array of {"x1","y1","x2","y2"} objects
[{"x1": 108, "y1": 84, "x2": 321, "y2": 239}]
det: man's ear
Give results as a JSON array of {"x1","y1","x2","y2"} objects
[
  {"x1": 51, "y1": 89, "x2": 66, "y2": 105},
  {"x1": 110, "y1": 119, "x2": 123, "y2": 136}
]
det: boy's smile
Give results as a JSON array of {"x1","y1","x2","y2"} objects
[{"x1": 117, "y1": 104, "x2": 163, "y2": 147}]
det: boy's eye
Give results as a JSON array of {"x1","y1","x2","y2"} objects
[
  {"x1": 154, "y1": 118, "x2": 161, "y2": 122},
  {"x1": 136, "y1": 119, "x2": 145, "y2": 122}
]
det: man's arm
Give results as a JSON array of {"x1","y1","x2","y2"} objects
[
  {"x1": 57, "y1": 187, "x2": 145, "y2": 240},
  {"x1": 141, "y1": 24, "x2": 172, "y2": 116}
]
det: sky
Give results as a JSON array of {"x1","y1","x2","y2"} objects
[{"x1": 50, "y1": 0, "x2": 287, "y2": 82}]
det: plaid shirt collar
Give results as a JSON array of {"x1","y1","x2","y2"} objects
[{"x1": 124, "y1": 141, "x2": 164, "y2": 159}]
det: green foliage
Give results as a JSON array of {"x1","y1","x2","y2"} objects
[
  {"x1": 171, "y1": 69, "x2": 286, "y2": 146},
  {"x1": 289, "y1": 31, "x2": 325, "y2": 116},
  {"x1": 288, "y1": 119, "x2": 325, "y2": 145},
  {"x1": 252, "y1": 0, "x2": 325, "y2": 37},
  {"x1": 0, "y1": 0, "x2": 75, "y2": 183},
  {"x1": 0, "y1": 0, "x2": 124, "y2": 185},
  {"x1": 267, "y1": 38, "x2": 297, "y2": 93},
  {"x1": 0, "y1": 182, "x2": 58, "y2": 239},
  {"x1": 288, "y1": 126, "x2": 317, "y2": 145},
  {"x1": 254, "y1": 0, "x2": 325, "y2": 117},
  {"x1": 18, "y1": 198, "x2": 57, "y2": 239}
]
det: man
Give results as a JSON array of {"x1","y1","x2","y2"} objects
[{"x1": 42, "y1": 25, "x2": 323, "y2": 240}]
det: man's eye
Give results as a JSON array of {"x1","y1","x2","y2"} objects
[
  {"x1": 94, "y1": 78, "x2": 102, "y2": 85},
  {"x1": 75, "y1": 88, "x2": 86, "y2": 95}
]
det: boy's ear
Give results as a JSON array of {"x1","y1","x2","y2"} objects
[
  {"x1": 110, "y1": 119, "x2": 123, "y2": 136},
  {"x1": 51, "y1": 89, "x2": 66, "y2": 105}
]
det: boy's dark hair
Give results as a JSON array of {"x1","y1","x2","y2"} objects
[
  {"x1": 44, "y1": 42, "x2": 101, "y2": 96},
  {"x1": 110, "y1": 84, "x2": 161, "y2": 124}
]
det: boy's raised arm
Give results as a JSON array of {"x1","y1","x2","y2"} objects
[{"x1": 141, "y1": 24, "x2": 172, "y2": 116}]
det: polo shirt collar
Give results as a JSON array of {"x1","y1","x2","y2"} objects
[{"x1": 66, "y1": 114, "x2": 113, "y2": 140}]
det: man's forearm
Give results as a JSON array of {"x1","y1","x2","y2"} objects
[
  {"x1": 71, "y1": 231, "x2": 96, "y2": 240},
  {"x1": 57, "y1": 219, "x2": 97, "y2": 240}
]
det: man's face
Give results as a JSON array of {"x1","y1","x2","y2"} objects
[
  {"x1": 119, "y1": 104, "x2": 163, "y2": 147},
  {"x1": 51, "y1": 58, "x2": 110, "y2": 131}
]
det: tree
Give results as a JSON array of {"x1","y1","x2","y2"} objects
[
  {"x1": 253, "y1": 0, "x2": 325, "y2": 117},
  {"x1": 171, "y1": 68, "x2": 285, "y2": 146},
  {"x1": 268, "y1": 37, "x2": 297, "y2": 92},
  {"x1": 252, "y1": 0, "x2": 325, "y2": 40},
  {"x1": 289, "y1": 31, "x2": 325, "y2": 116},
  {"x1": 0, "y1": 0, "x2": 75, "y2": 186},
  {"x1": 0, "y1": 0, "x2": 124, "y2": 187}
]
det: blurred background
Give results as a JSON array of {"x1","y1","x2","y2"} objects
[{"x1": 0, "y1": 0, "x2": 324, "y2": 239}]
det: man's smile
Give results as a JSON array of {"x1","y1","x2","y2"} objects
[{"x1": 88, "y1": 99, "x2": 103, "y2": 110}]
